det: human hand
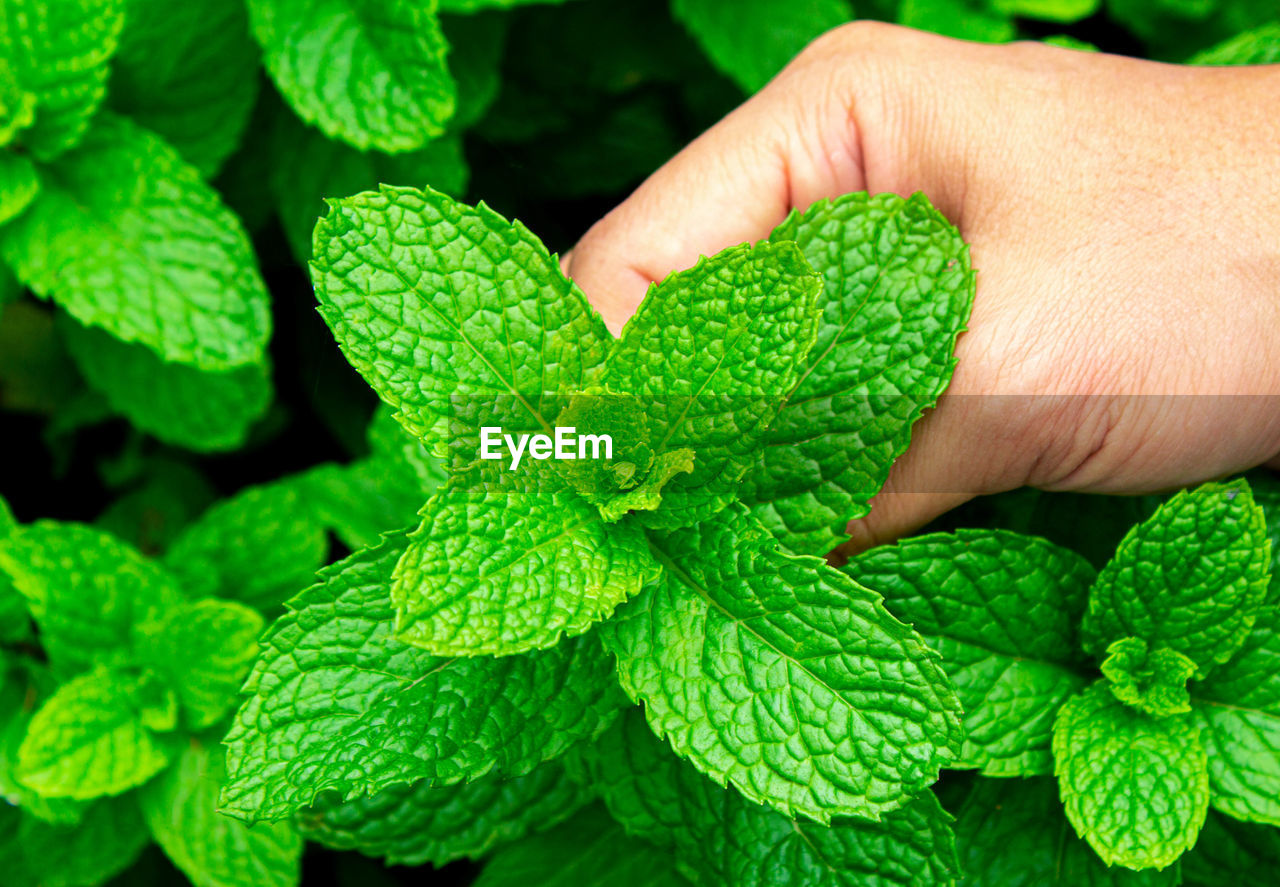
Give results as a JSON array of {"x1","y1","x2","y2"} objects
[{"x1": 563, "y1": 22, "x2": 1280, "y2": 551}]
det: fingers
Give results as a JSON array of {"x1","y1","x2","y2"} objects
[{"x1": 565, "y1": 27, "x2": 877, "y2": 332}]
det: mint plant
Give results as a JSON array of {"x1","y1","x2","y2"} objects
[{"x1": 847, "y1": 477, "x2": 1280, "y2": 875}]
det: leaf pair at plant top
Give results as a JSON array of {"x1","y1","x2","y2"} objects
[
  {"x1": 847, "y1": 476, "x2": 1277, "y2": 872},
  {"x1": 0, "y1": 512, "x2": 302, "y2": 887},
  {"x1": 272, "y1": 184, "x2": 970, "y2": 826}
]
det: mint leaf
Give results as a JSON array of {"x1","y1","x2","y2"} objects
[
  {"x1": 744, "y1": 192, "x2": 975, "y2": 555},
  {"x1": 599, "y1": 242, "x2": 822, "y2": 530},
  {"x1": 311, "y1": 186, "x2": 611, "y2": 448},
  {"x1": 0, "y1": 150, "x2": 38, "y2": 224},
  {"x1": 989, "y1": 0, "x2": 1100, "y2": 23},
  {"x1": 1083, "y1": 480, "x2": 1271, "y2": 674},
  {"x1": 0, "y1": 0, "x2": 124, "y2": 159},
  {"x1": 141, "y1": 737, "x2": 302, "y2": 887},
  {"x1": 221, "y1": 532, "x2": 626, "y2": 821},
  {"x1": 17, "y1": 666, "x2": 173, "y2": 800},
  {"x1": 671, "y1": 0, "x2": 852, "y2": 93},
  {"x1": 848, "y1": 529, "x2": 1093, "y2": 776},
  {"x1": 143, "y1": 599, "x2": 264, "y2": 731},
  {"x1": 1190, "y1": 22, "x2": 1280, "y2": 64},
  {"x1": 1192, "y1": 608, "x2": 1280, "y2": 825},
  {"x1": 59, "y1": 316, "x2": 272, "y2": 453},
  {"x1": 475, "y1": 804, "x2": 687, "y2": 887},
  {"x1": 584, "y1": 708, "x2": 959, "y2": 887},
  {"x1": 163, "y1": 481, "x2": 328, "y2": 612},
  {"x1": 0, "y1": 521, "x2": 183, "y2": 677},
  {"x1": 1102, "y1": 637, "x2": 1197, "y2": 718},
  {"x1": 0, "y1": 662, "x2": 85, "y2": 822},
  {"x1": 440, "y1": 0, "x2": 574, "y2": 9},
  {"x1": 248, "y1": 0, "x2": 455, "y2": 152},
  {"x1": 897, "y1": 0, "x2": 1016, "y2": 42},
  {"x1": 392, "y1": 466, "x2": 656, "y2": 656},
  {"x1": 1053, "y1": 681, "x2": 1209, "y2": 869},
  {"x1": 1182, "y1": 809, "x2": 1280, "y2": 886},
  {"x1": 955, "y1": 775, "x2": 1178, "y2": 886},
  {"x1": 603, "y1": 504, "x2": 961, "y2": 823},
  {"x1": 15, "y1": 794, "x2": 150, "y2": 887},
  {"x1": 108, "y1": 0, "x2": 260, "y2": 176},
  {"x1": 270, "y1": 111, "x2": 468, "y2": 264},
  {"x1": 300, "y1": 759, "x2": 590, "y2": 867},
  {"x1": 0, "y1": 114, "x2": 271, "y2": 370}
]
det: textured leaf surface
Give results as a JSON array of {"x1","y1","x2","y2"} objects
[
  {"x1": 300, "y1": 758, "x2": 590, "y2": 866},
  {"x1": 990, "y1": 0, "x2": 1100, "y2": 22},
  {"x1": 0, "y1": 114, "x2": 271, "y2": 370},
  {"x1": 271, "y1": 111, "x2": 467, "y2": 265},
  {"x1": 142, "y1": 738, "x2": 302, "y2": 887},
  {"x1": 144, "y1": 599, "x2": 264, "y2": 730},
  {"x1": 474, "y1": 804, "x2": 687, "y2": 887},
  {"x1": 1181, "y1": 809, "x2": 1280, "y2": 887},
  {"x1": 393, "y1": 467, "x2": 654, "y2": 655},
  {"x1": 164, "y1": 481, "x2": 328, "y2": 612},
  {"x1": 743, "y1": 192, "x2": 975, "y2": 555},
  {"x1": 109, "y1": 0, "x2": 259, "y2": 175},
  {"x1": 17, "y1": 667, "x2": 172, "y2": 799},
  {"x1": 1083, "y1": 480, "x2": 1271, "y2": 673},
  {"x1": 0, "y1": 521, "x2": 183, "y2": 677},
  {"x1": 60, "y1": 316, "x2": 271, "y2": 453},
  {"x1": 1193, "y1": 606, "x2": 1280, "y2": 825},
  {"x1": 248, "y1": 0, "x2": 455, "y2": 152},
  {"x1": 1190, "y1": 22, "x2": 1280, "y2": 64},
  {"x1": 1054, "y1": 682, "x2": 1208, "y2": 869},
  {"x1": 585, "y1": 708, "x2": 959, "y2": 887},
  {"x1": 311, "y1": 186, "x2": 610, "y2": 449},
  {"x1": 671, "y1": 0, "x2": 852, "y2": 93},
  {"x1": 955, "y1": 775, "x2": 1178, "y2": 886},
  {"x1": 897, "y1": 0, "x2": 1016, "y2": 42},
  {"x1": 221, "y1": 532, "x2": 626, "y2": 821},
  {"x1": 848, "y1": 529, "x2": 1093, "y2": 776},
  {"x1": 600, "y1": 242, "x2": 821, "y2": 529},
  {"x1": 0, "y1": 662, "x2": 85, "y2": 821},
  {"x1": 0, "y1": 150, "x2": 37, "y2": 224},
  {"x1": 603, "y1": 504, "x2": 960, "y2": 823},
  {"x1": 1102, "y1": 637, "x2": 1197, "y2": 718},
  {"x1": 0, "y1": 0, "x2": 124, "y2": 158}
]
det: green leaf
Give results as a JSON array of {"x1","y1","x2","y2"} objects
[
  {"x1": 311, "y1": 186, "x2": 611, "y2": 449},
  {"x1": 1190, "y1": 22, "x2": 1280, "y2": 64},
  {"x1": 0, "y1": 662, "x2": 85, "y2": 822},
  {"x1": 108, "y1": 0, "x2": 260, "y2": 176},
  {"x1": 441, "y1": 11, "x2": 507, "y2": 130},
  {"x1": 898, "y1": 0, "x2": 1017, "y2": 42},
  {"x1": 440, "y1": 0, "x2": 574, "y2": 10},
  {"x1": 743, "y1": 192, "x2": 975, "y2": 555},
  {"x1": 1082, "y1": 480, "x2": 1271, "y2": 674},
  {"x1": 143, "y1": 599, "x2": 264, "y2": 730},
  {"x1": 475, "y1": 803, "x2": 687, "y2": 887},
  {"x1": 1192, "y1": 606, "x2": 1280, "y2": 825},
  {"x1": 17, "y1": 666, "x2": 173, "y2": 800},
  {"x1": 1102, "y1": 637, "x2": 1197, "y2": 718},
  {"x1": 247, "y1": 0, "x2": 455, "y2": 152},
  {"x1": 141, "y1": 738, "x2": 302, "y2": 887},
  {"x1": 583, "y1": 708, "x2": 960, "y2": 887},
  {"x1": 0, "y1": 521, "x2": 183, "y2": 677},
  {"x1": 0, "y1": 113, "x2": 271, "y2": 370},
  {"x1": 221, "y1": 532, "x2": 627, "y2": 822},
  {"x1": 0, "y1": 0, "x2": 124, "y2": 158},
  {"x1": 16, "y1": 794, "x2": 150, "y2": 887},
  {"x1": 393, "y1": 466, "x2": 656, "y2": 656},
  {"x1": 1246, "y1": 470, "x2": 1280, "y2": 603},
  {"x1": 270, "y1": 109, "x2": 468, "y2": 265},
  {"x1": 989, "y1": 0, "x2": 1101, "y2": 23},
  {"x1": 59, "y1": 315, "x2": 272, "y2": 453},
  {"x1": 163, "y1": 481, "x2": 328, "y2": 612},
  {"x1": 671, "y1": 0, "x2": 852, "y2": 93},
  {"x1": 955, "y1": 775, "x2": 1179, "y2": 886},
  {"x1": 1181, "y1": 809, "x2": 1280, "y2": 887},
  {"x1": 0, "y1": 150, "x2": 38, "y2": 224},
  {"x1": 1053, "y1": 681, "x2": 1209, "y2": 869},
  {"x1": 602, "y1": 504, "x2": 961, "y2": 824},
  {"x1": 599, "y1": 242, "x2": 822, "y2": 530},
  {"x1": 847, "y1": 529, "x2": 1093, "y2": 776},
  {"x1": 299, "y1": 758, "x2": 590, "y2": 867}
]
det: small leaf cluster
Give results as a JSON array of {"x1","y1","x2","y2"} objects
[{"x1": 849, "y1": 475, "x2": 1280, "y2": 878}]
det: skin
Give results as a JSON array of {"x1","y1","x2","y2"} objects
[{"x1": 562, "y1": 23, "x2": 1280, "y2": 551}]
